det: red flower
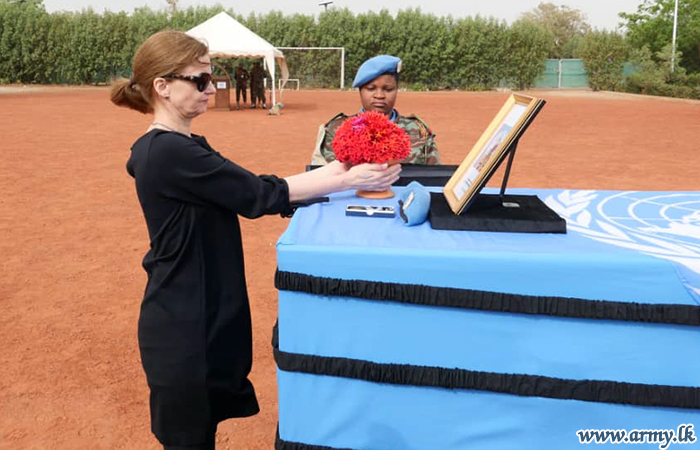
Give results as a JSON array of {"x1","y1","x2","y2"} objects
[{"x1": 331, "y1": 111, "x2": 411, "y2": 165}]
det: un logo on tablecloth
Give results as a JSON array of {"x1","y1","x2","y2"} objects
[{"x1": 545, "y1": 191, "x2": 700, "y2": 296}]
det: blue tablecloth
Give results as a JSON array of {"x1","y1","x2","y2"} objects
[{"x1": 275, "y1": 188, "x2": 700, "y2": 450}]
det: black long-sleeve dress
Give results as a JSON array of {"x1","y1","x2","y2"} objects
[{"x1": 126, "y1": 129, "x2": 292, "y2": 446}]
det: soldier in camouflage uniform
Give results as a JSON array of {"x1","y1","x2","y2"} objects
[
  {"x1": 314, "y1": 112, "x2": 440, "y2": 165},
  {"x1": 234, "y1": 63, "x2": 249, "y2": 110},
  {"x1": 249, "y1": 61, "x2": 267, "y2": 109},
  {"x1": 311, "y1": 55, "x2": 440, "y2": 166}
]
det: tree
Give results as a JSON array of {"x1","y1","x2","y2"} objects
[
  {"x1": 619, "y1": 0, "x2": 700, "y2": 73},
  {"x1": 625, "y1": 44, "x2": 700, "y2": 99},
  {"x1": 0, "y1": 0, "x2": 50, "y2": 83},
  {"x1": 448, "y1": 16, "x2": 509, "y2": 89},
  {"x1": 520, "y1": 2, "x2": 590, "y2": 58},
  {"x1": 578, "y1": 30, "x2": 628, "y2": 91},
  {"x1": 165, "y1": 0, "x2": 177, "y2": 17},
  {"x1": 7, "y1": 0, "x2": 44, "y2": 4},
  {"x1": 505, "y1": 20, "x2": 553, "y2": 90},
  {"x1": 390, "y1": 9, "x2": 449, "y2": 88}
]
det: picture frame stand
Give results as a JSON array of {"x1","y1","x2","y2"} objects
[
  {"x1": 497, "y1": 137, "x2": 519, "y2": 204},
  {"x1": 429, "y1": 137, "x2": 567, "y2": 234},
  {"x1": 431, "y1": 94, "x2": 566, "y2": 233}
]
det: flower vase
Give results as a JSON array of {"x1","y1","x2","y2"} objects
[
  {"x1": 356, "y1": 188, "x2": 395, "y2": 199},
  {"x1": 355, "y1": 160, "x2": 401, "y2": 199}
]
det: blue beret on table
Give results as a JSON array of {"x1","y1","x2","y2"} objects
[
  {"x1": 352, "y1": 55, "x2": 402, "y2": 88},
  {"x1": 398, "y1": 181, "x2": 431, "y2": 226}
]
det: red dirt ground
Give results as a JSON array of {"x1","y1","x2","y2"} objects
[{"x1": 1, "y1": 88, "x2": 699, "y2": 450}]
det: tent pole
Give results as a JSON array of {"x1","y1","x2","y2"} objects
[{"x1": 272, "y1": 75, "x2": 277, "y2": 107}]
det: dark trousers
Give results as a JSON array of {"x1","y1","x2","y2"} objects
[
  {"x1": 235, "y1": 84, "x2": 247, "y2": 103},
  {"x1": 162, "y1": 428, "x2": 216, "y2": 450},
  {"x1": 251, "y1": 86, "x2": 266, "y2": 106}
]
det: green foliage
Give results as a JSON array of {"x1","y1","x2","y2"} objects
[
  {"x1": 170, "y1": 5, "x2": 229, "y2": 31},
  {"x1": 408, "y1": 81, "x2": 429, "y2": 91},
  {"x1": 0, "y1": 3, "x2": 572, "y2": 90},
  {"x1": 0, "y1": 0, "x2": 48, "y2": 83},
  {"x1": 448, "y1": 16, "x2": 508, "y2": 89},
  {"x1": 389, "y1": 9, "x2": 449, "y2": 87},
  {"x1": 619, "y1": 0, "x2": 700, "y2": 73},
  {"x1": 68, "y1": 9, "x2": 136, "y2": 84},
  {"x1": 578, "y1": 30, "x2": 628, "y2": 91},
  {"x1": 504, "y1": 20, "x2": 553, "y2": 90},
  {"x1": 520, "y1": 2, "x2": 591, "y2": 58},
  {"x1": 3, "y1": 1, "x2": 696, "y2": 99},
  {"x1": 560, "y1": 34, "x2": 583, "y2": 59},
  {"x1": 625, "y1": 44, "x2": 700, "y2": 99}
]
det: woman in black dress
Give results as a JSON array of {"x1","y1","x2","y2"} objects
[{"x1": 110, "y1": 31, "x2": 400, "y2": 450}]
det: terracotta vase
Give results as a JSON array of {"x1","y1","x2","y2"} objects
[{"x1": 355, "y1": 159, "x2": 401, "y2": 199}]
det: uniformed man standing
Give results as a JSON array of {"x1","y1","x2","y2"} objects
[
  {"x1": 234, "y1": 62, "x2": 249, "y2": 110},
  {"x1": 311, "y1": 55, "x2": 441, "y2": 165},
  {"x1": 249, "y1": 61, "x2": 267, "y2": 109}
]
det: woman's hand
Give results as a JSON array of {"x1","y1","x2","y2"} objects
[
  {"x1": 342, "y1": 162, "x2": 401, "y2": 191},
  {"x1": 320, "y1": 160, "x2": 349, "y2": 177},
  {"x1": 285, "y1": 161, "x2": 401, "y2": 202}
]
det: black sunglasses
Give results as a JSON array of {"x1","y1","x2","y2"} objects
[{"x1": 163, "y1": 72, "x2": 212, "y2": 92}]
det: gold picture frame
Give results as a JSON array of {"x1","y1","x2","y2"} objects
[{"x1": 443, "y1": 94, "x2": 545, "y2": 215}]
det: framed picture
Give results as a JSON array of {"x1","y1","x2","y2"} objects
[{"x1": 443, "y1": 94, "x2": 545, "y2": 215}]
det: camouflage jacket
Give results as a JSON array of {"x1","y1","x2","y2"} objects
[
  {"x1": 249, "y1": 66, "x2": 268, "y2": 88},
  {"x1": 317, "y1": 111, "x2": 441, "y2": 165}
]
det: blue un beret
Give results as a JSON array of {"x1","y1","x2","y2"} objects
[
  {"x1": 352, "y1": 55, "x2": 402, "y2": 88},
  {"x1": 398, "y1": 181, "x2": 431, "y2": 227}
]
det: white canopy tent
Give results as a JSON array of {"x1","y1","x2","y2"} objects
[{"x1": 187, "y1": 12, "x2": 289, "y2": 108}]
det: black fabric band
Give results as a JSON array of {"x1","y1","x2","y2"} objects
[
  {"x1": 276, "y1": 437, "x2": 352, "y2": 450},
  {"x1": 275, "y1": 429, "x2": 353, "y2": 450},
  {"x1": 272, "y1": 326, "x2": 700, "y2": 410},
  {"x1": 275, "y1": 270, "x2": 700, "y2": 326}
]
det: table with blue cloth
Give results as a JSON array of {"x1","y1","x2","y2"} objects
[{"x1": 274, "y1": 187, "x2": 700, "y2": 450}]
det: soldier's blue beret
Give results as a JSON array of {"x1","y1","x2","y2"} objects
[
  {"x1": 352, "y1": 55, "x2": 402, "y2": 88},
  {"x1": 398, "y1": 181, "x2": 431, "y2": 226}
]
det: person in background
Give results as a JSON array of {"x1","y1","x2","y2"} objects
[
  {"x1": 311, "y1": 55, "x2": 441, "y2": 165},
  {"x1": 234, "y1": 62, "x2": 249, "y2": 110},
  {"x1": 110, "y1": 31, "x2": 400, "y2": 450},
  {"x1": 249, "y1": 61, "x2": 267, "y2": 109}
]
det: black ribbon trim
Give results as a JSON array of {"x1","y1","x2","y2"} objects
[
  {"x1": 275, "y1": 270, "x2": 700, "y2": 326},
  {"x1": 276, "y1": 437, "x2": 353, "y2": 450},
  {"x1": 276, "y1": 428, "x2": 354, "y2": 450},
  {"x1": 272, "y1": 325, "x2": 700, "y2": 410}
]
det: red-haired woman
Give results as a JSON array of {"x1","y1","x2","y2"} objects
[{"x1": 111, "y1": 30, "x2": 400, "y2": 450}]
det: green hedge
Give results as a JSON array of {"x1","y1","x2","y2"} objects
[
  {"x1": 578, "y1": 30, "x2": 628, "y2": 91},
  {"x1": 0, "y1": 2, "x2": 552, "y2": 89},
  {"x1": 6, "y1": 1, "x2": 696, "y2": 98},
  {"x1": 625, "y1": 45, "x2": 700, "y2": 99}
]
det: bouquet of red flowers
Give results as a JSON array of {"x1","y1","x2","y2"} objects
[{"x1": 331, "y1": 111, "x2": 411, "y2": 165}]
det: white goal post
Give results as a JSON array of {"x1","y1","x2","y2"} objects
[
  {"x1": 279, "y1": 78, "x2": 300, "y2": 91},
  {"x1": 276, "y1": 47, "x2": 346, "y2": 89}
]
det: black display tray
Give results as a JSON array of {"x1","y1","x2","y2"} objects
[{"x1": 429, "y1": 193, "x2": 567, "y2": 233}]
